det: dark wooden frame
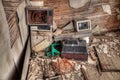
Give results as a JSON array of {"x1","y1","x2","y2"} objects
[{"x1": 25, "y1": 6, "x2": 53, "y2": 26}]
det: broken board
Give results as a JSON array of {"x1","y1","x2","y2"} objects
[
  {"x1": 90, "y1": 35, "x2": 120, "y2": 72},
  {"x1": 81, "y1": 65, "x2": 120, "y2": 80},
  {"x1": 95, "y1": 46, "x2": 120, "y2": 72}
]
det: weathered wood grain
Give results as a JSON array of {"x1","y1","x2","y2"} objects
[
  {"x1": 2, "y1": 0, "x2": 24, "y2": 47},
  {"x1": 81, "y1": 65, "x2": 120, "y2": 80},
  {"x1": 95, "y1": 46, "x2": 120, "y2": 72}
]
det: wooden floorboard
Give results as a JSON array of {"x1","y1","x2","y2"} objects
[
  {"x1": 95, "y1": 47, "x2": 120, "y2": 72},
  {"x1": 81, "y1": 65, "x2": 120, "y2": 80},
  {"x1": 90, "y1": 35, "x2": 120, "y2": 72}
]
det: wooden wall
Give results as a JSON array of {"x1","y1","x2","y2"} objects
[
  {"x1": 0, "y1": 1, "x2": 16, "y2": 79},
  {"x1": 44, "y1": 0, "x2": 120, "y2": 32},
  {"x1": 0, "y1": 0, "x2": 28, "y2": 79},
  {"x1": 2, "y1": 0, "x2": 24, "y2": 47}
]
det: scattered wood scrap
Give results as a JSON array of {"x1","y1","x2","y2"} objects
[
  {"x1": 89, "y1": 47, "x2": 97, "y2": 61},
  {"x1": 32, "y1": 39, "x2": 51, "y2": 52}
]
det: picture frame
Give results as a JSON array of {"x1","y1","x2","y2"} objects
[
  {"x1": 26, "y1": 6, "x2": 53, "y2": 26},
  {"x1": 75, "y1": 20, "x2": 91, "y2": 32}
]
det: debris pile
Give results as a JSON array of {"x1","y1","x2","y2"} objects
[
  {"x1": 25, "y1": 5, "x2": 120, "y2": 80},
  {"x1": 28, "y1": 55, "x2": 84, "y2": 80},
  {"x1": 27, "y1": 15, "x2": 120, "y2": 80},
  {"x1": 51, "y1": 58, "x2": 74, "y2": 74},
  {"x1": 91, "y1": 31, "x2": 120, "y2": 57}
]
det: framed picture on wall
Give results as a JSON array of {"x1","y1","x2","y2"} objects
[
  {"x1": 26, "y1": 6, "x2": 53, "y2": 26},
  {"x1": 75, "y1": 20, "x2": 91, "y2": 32}
]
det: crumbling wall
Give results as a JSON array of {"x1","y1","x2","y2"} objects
[{"x1": 44, "y1": 0, "x2": 120, "y2": 34}]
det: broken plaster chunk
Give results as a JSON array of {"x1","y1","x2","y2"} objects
[
  {"x1": 92, "y1": 25, "x2": 101, "y2": 34},
  {"x1": 75, "y1": 64, "x2": 81, "y2": 71},
  {"x1": 98, "y1": 44, "x2": 108, "y2": 54},
  {"x1": 82, "y1": 65, "x2": 87, "y2": 71},
  {"x1": 92, "y1": 38, "x2": 101, "y2": 43},
  {"x1": 69, "y1": 0, "x2": 90, "y2": 9},
  {"x1": 89, "y1": 48, "x2": 97, "y2": 61},
  {"x1": 92, "y1": 25, "x2": 107, "y2": 35},
  {"x1": 62, "y1": 21, "x2": 74, "y2": 31},
  {"x1": 33, "y1": 39, "x2": 51, "y2": 52},
  {"x1": 88, "y1": 56, "x2": 97, "y2": 65},
  {"x1": 113, "y1": 39, "x2": 119, "y2": 43},
  {"x1": 102, "y1": 4, "x2": 111, "y2": 15},
  {"x1": 107, "y1": 54, "x2": 112, "y2": 57},
  {"x1": 53, "y1": 29, "x2": 63, "y2": 36},
  {"x1": 52, "y1": 21, "x2": 57, "y2": 32}
]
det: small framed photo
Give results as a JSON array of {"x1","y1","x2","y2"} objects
[
  {"x1": 26, "y1": 6, "x2": 53, "y2": 26},
  {"x1": 75, "y1": 20, "x2": 91, "y2": 32}
]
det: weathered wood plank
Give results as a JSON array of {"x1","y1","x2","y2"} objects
[
  {"x1": 21, "y1": 38, "x2": 31, "y2": 80},
  {"x1": 9, "y1": 20, "x2": 19, "y2": 47},
  {"x1": 4, "y1": 6, "x2": 17, "y2": 11},
  {"x1": 2, "y1": 0, "x2": 25, "y2": 47},
  {"x1": 3, "y1": 2, "x2": 19, "y2": 7},
  {"x1": 81, "y1": 65, "x2": 120, "y2": 80},
  {"x1": 8, "y1": 14, "x2": 17, "y2": 29},
  {"x1": 7, "y1": 13, "x2": 20, "y2": 47},
  {"x1": 81, "y1": 65, "x2": 100, "y2": 80},
  {"x1": 2, "y1": 0, "x2": 24, "y2": 19},
  {"x1": 95, "y1": 46, "x2": 120, "y2": 71}
]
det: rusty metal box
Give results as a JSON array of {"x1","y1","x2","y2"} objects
[{"x1": 61, "y1": 39, "x2": 88, "y2": 61}]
